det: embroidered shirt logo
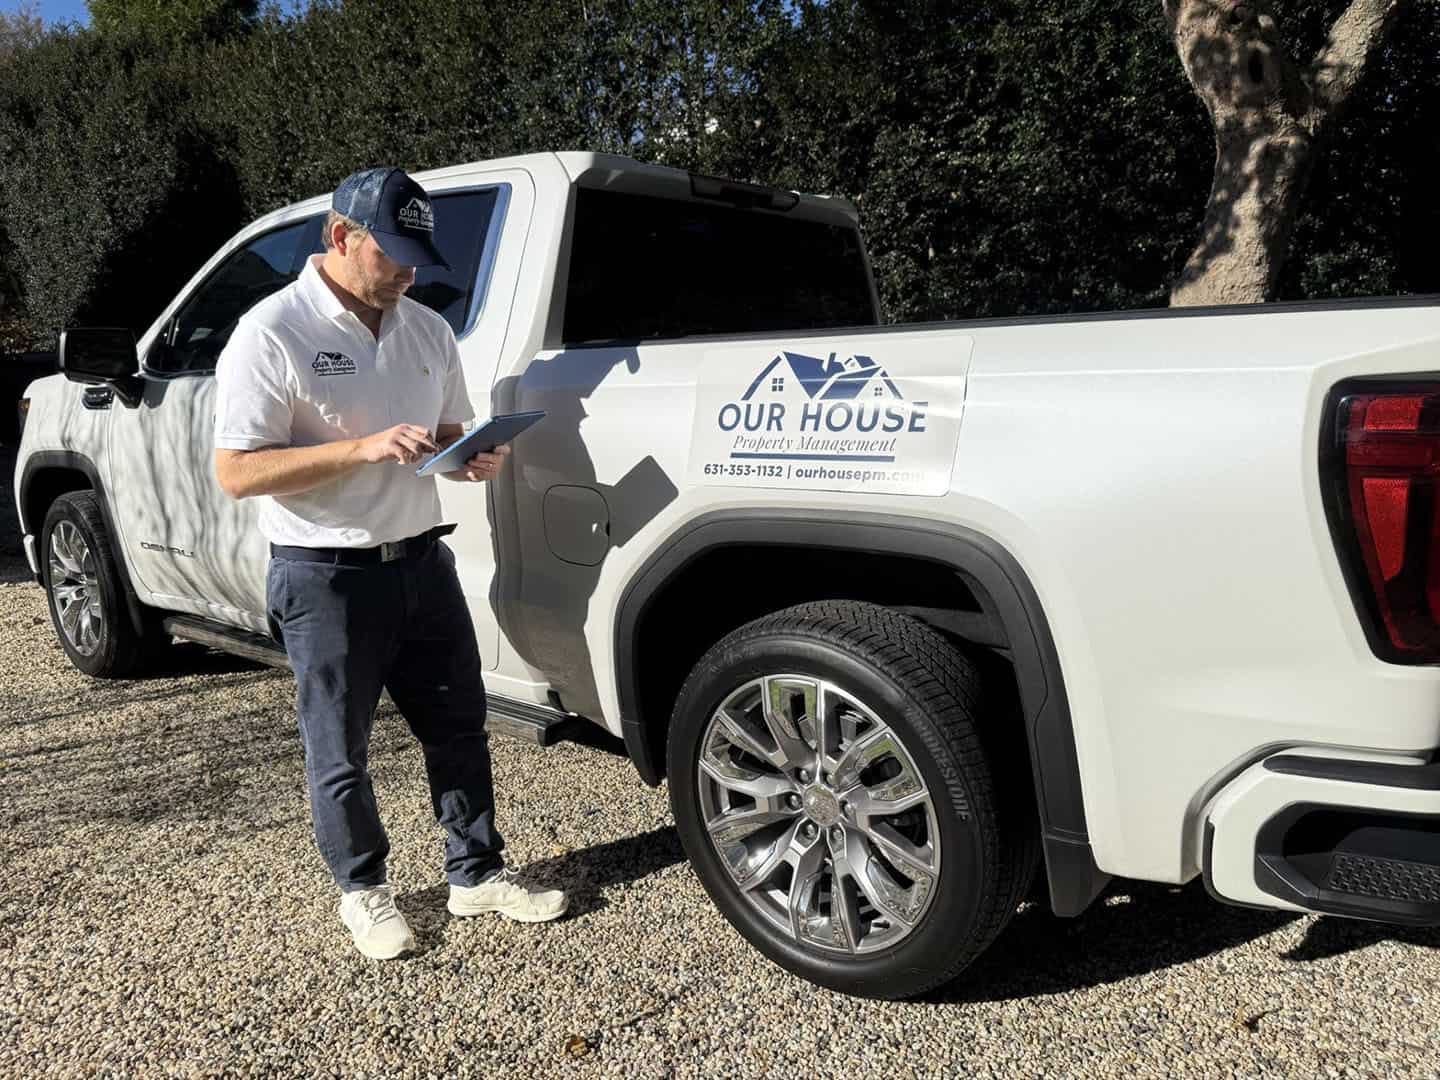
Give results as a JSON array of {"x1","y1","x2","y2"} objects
[
  {"x1": 397, "y1": 197, "x2": 434, "y2": 233},
  {"x1": 312, "y1": 351, "x2": 356, "y2": 377}
]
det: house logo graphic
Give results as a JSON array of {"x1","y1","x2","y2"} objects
[
  {"x1": 397, "y1": 197, "x2": 434, "y2": 233},
  {"x1": 712, "y1": 350, "x2": 930, "y2": 462},
  {"x1": 742, "y1": 351, "x2": 903, "y2": 402},
  {"x1": 312, "y1": 351, "x2": 356, "y2": 377},
  {"x1": 692, "y1": 338, "x2": 964, "y2": 495}
]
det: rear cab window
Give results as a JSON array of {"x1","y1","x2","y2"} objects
[{"x1": 561, "y1": 185, "x2": 878, "y2": 346}]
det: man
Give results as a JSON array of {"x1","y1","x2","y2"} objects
[{"x1": 213, "y1": 166, "x2": 566, "y2": 961}]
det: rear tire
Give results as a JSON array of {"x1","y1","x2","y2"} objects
[
  {"x1": 41, "y1": 491, "x2": 158, "y2": 678},
  {"x1": 667, "y1": 599, "x2": 1038, "y2": 999}
]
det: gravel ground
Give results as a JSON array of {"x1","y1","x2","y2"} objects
[{"x1": 4, "y1": 443, "x2": 1440, "y2": 1077}]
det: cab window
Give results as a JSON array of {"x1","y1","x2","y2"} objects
[
  {"x1": 149, "y1": 187, "x2": 504, "y2": 375},
  {"x1": 150, "y1": 220, "x2": 313, "y2": 375}
]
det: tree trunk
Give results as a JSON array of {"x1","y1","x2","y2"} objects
[{"x1": 1165, "y1": 0, "x2": 1407, "y2": 307}]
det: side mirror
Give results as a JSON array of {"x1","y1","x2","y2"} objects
[
  {"x1": 59, "y1": 327, "x2": 137, "y2": 380},
  {"x1": 58, "y1": 327, "x2": 143, "y2": 406}
]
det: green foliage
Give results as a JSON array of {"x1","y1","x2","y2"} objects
[
  {"x1": 669, "y1": 1, "x2": 1179, "y2": 320},
  {"x1": 196, "y1": 0, "x2": 513, "y2": 217},
  {"x1": 0, "y1": 1, "x2": 46, "y2": 332},
  {"x1": 0, "y1": 29, "x2": 238, "y2": 340},
  {"x1": 0, "y1": 0, "x2": 1433, "y2": 346},
  {"x1": 194, "y1": 0, "x2": 785, "y2": 220},
  {"x1": 734, "y1": 0, "x2": 1219, "y2": 321},
  {"x1": 1280, "y1": 1, "x2": 1440, "y2": 299},
  {"x1": 0, "y1": 2, "x2": 44, "y2": 63},
  {"x1": 87, "y1": 0, "x2": 258, "y2": 42}
]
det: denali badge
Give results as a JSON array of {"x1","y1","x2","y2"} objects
[{"x1": 140, "y1": 542, "x2": 195, "y2": 558}]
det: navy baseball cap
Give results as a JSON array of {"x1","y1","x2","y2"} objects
[{"x1": 331, "y1": 167, "x2": 449, "y2": 269}]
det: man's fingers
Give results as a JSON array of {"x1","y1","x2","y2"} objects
[
  {"x1": 363, "y1": 425, "x2": 446, "y2": 466},
  {"x1": 401, "y1": 425, "x2": 438, "y2": 452},
  {"x1": 394, "y1": 432, "x2": 436, "y2": 460}
]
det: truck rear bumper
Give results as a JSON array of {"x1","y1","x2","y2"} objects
[{"x1": 1205, "y1": 751, "x2": 1440, "y2": 925}]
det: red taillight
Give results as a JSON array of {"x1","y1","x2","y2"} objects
[{"x1": 1330, "y1": 388, "x2": 1440, "y2": 662}]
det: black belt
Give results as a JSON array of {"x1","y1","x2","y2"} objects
[{"x1": 270, "y1": 524, "x2": 456, "y2": 566}]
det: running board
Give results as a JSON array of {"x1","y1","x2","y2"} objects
[
  {"x1": 163, "y1": 615, "x2": 290, "y2": 669},
  {"x1": 161, "y1": 615, "x2": 573, "y2": 747},
  {"x1": 486, "y1": 696, "x2": 574, "y2": 747}
]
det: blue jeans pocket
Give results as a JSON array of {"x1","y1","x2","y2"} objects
[{"x1": 265, "y1": 558, "x2": 290, "y2": 646}]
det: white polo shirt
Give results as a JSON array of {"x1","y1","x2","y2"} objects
[{"x1": 214, "y1": 255, "x2": 475, "y2": 548}]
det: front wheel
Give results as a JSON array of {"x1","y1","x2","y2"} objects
[
  {"x1": 41, "y1": 491, "x2": 156, "y2": 678},
  {"x1": 667, "y1": 600, "x2": 1037, "y2": 999}
]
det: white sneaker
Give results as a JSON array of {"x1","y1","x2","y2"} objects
[
  {"x1": 339, "y1": 885, "x2": 416, "y2": 960},
  {"x1": 448, "y1": 866, "x2": 568, "y2": 923}
]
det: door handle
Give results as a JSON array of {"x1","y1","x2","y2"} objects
[{"x1": 81, "y1": 386, "x2": 114, "y2": 410}]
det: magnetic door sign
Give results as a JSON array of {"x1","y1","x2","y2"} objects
[{"x1": 687, "y1": 332, "x2": 972, "y2": 496}]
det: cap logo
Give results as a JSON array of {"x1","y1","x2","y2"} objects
[{"x1": 398, "y1": 197, "x2": 434, "y2": 233}]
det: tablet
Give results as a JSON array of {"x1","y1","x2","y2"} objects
[{"x1": 415, "y1": 410, "x2": 547, "y2": 477}]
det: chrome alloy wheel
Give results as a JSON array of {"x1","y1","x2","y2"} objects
[
  {"x1": 48, "y1": 521, "x2": 103, "y2": 656},
  {"x1": 697, "y1": 675, "x2": 940, "y2": 955}
]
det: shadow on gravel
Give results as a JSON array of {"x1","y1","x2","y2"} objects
[
  {"x1": 146, "y1": 642, "x2": 271, "y2": 679},
  {"x1": 932, "y1": 879, "x2": 1302, "y2": 1003},
  {"x1": 400, "y1": 825, "x2": 687, "y2": 922},
  {"x1": 0, "y1": 441, "x2": 31, "y2": 585},
  {"x1": 521, "y1": 825, "x2": 686, "y2": 916},
  {"x1": 935, "y1": 875, "x2": 1440, "y2": 1003},
  {"x1": 3, "y1": 664, "x2": 283, "y2": 733},
  {"x1": 0, "y1": 673, "x2": 300, "y2": 849},
  {"x1": 548, "y1": 718, "x2": 629, "y2": 758},
  {"x1": 1284, "y1": 916, "x2": 1440, "y2": 961},
  {"x1": 0, "y1": 561, "x2": 31, "y2": 585}
]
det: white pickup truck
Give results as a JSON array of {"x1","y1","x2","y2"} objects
[{"x1": 13, "y1": 151, "x2": 1440, "y2": 998}]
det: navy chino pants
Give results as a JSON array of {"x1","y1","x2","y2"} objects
[{"x1": 267, "y1": 540, "x2": 504, "y2": 891}]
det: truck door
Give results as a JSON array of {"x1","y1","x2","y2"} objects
[
  {"x1": 107, "y1": 181, "x2": 527, "y2": 647},
  {"x1": 431, "y1": 173, "x2": 533, "y2": 670},
  {"x1": 107, "y1": 217, "x2": 318, "y2": 631}
]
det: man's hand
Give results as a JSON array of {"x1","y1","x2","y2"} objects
[
  {"x1": 360, "y1": 424, "x2": 438, "y2": 466},
  {"x1": 216, "y1": 422, "x2": 444, "y2": 499},
  {"x1": 451, "y1": 442, "x2": 511, "y2": 483}
]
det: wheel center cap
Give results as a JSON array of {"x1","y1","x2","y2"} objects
[{"x1": 803, "y1": 786, "x2": 840, "y2": 826}]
